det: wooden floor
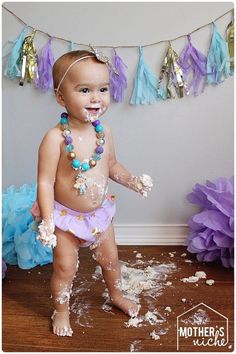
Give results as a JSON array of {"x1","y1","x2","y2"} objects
[{"x1": 2, "y1": 246, "x2": 234, "y2": 352}]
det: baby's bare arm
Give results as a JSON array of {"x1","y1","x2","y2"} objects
[
  {"x1": 107, "y1": 125, "x2": 133, "y2": 188},
  {"x1": 37, "y1": 128, "x2": 61, "y2": 220}
]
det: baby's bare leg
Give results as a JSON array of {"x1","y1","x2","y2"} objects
[
  {"x1": 51, "y1": 227, "x2": 80, "y2": 336},
  {"x1": 92, "y1": 224, "x2": 139, "y2": 317}
]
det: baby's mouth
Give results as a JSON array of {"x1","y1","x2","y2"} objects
[{"x1": 85, "y1": 107, "x2": 100, "y2": 115}]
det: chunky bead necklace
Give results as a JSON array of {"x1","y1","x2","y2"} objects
[{"x1": 60, "y1": 112, "x2": 105, "y2": 195}]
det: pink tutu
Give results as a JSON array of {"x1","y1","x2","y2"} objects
[{"x1": 31, "y1": 196, "x2": 116, "y2": 248}]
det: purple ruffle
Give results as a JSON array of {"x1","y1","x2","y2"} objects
[
  {"x1": 185, "y1": 176, "x2": 234, "y2": 268},
  {"x1": 2, "y1": 259, "x2": 7, "y2": 279}
]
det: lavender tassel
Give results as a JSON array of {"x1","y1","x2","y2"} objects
[
  {"x1": 4, "y1": 26, "x2": 28, "y2": 79},
  {"x1": 110, "y1": 49, "x2": 128, "y2": 102},
  {"x1": 207, "y1": 22, "x2": 230, "y2": 85},
  {"x1": 179, "y1": 35, "x2": 208, "y2": 96},
  {"x1": 35, "y1": 38, "x2": 55, "y2": 91}
]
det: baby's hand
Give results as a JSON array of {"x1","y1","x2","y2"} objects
[
  {"x1": 37, "y1": 215, "x2": 57, "y2": 248},
  {"x1": 129, "y1": 174, "x2": 153, "y2": 197}
]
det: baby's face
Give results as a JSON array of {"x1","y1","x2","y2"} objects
[{"x1": 58, "y1": 58, "x2": 110, "y2": 122}]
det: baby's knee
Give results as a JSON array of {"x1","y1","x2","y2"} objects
[
  {"x1": 53, "y1": 260, "x2": 78, "y2": 279},
  {"x1": 96, "y1": 254, "x2": 120, "y2": 270}
]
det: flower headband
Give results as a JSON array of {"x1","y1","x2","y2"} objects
[{"x1": 55, "y1": 45, "x2": 119, "y2": 92}]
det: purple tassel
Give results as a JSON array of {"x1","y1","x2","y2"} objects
[
  {"x1": 179, "y1": 35, "x2": 208, "y2": 96},
  {"x1": 109, "y1": 49, "x2": 128, "y2": 102},
  {"x1": 35, "y1": 38, "x2": 55, "y2": 91}
]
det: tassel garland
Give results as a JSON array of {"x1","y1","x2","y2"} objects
[
  {"x1": 130, "y1": 47, "x2": 160, "y2": 105},
  {"x1": 35, "y1": 38, "x2": 55, "y2": 91},
  {"x1": 179, "y1": 35, "x2": 208, "y2": 96},
  {"x1": 19, "y1": 30, "x2": 38, "y2": 86},
  {"x1": 226, "y1": 20, "x2": 234, "y2": 74},
  {"x1": 158, "y1": 42, "x2": 189, "y2": 99},
  {"x1": 110, "y1": 49, "x2": 128, "y2": 102},
  {"x1": 207, "y1": 22, "x2": 230, "y2": 85},
  {"x1": 2, "y1": 6, "x2": 234, "y2": 103},
  {"x1": 4, "y1": 26, "x2": 28, "y2": 79}
]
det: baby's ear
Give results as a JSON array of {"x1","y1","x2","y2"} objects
[{"x1": 54, "y1": 89, "x2": 65, "y2": 107}]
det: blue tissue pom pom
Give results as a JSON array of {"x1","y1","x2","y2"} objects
[{"x1": 2, "y1": 183, "x2": 52, "y2": 269}]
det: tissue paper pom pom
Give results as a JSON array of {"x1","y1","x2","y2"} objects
[
  {"x1": 185, "y1": 176, "x2": 234, "y2": 268},
  {"x1": 2, "y1": 184, "x2": 52, "y2": 269}
]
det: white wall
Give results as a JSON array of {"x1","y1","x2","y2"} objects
[{"x1": 2, "y1": 2, "x2": 234, "y2": 238}]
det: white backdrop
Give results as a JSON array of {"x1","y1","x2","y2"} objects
[{"x1": 2, "y1": 2, "x2": 234, "y2": 243}]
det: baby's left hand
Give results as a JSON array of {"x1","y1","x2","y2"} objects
[
  {"x1": 136, "y1": 174, "x2": 153, "y2": 197},
  {"x1": 128, "y1": 174, "x2": 153, "y2": 197}
]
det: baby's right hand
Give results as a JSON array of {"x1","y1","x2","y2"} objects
[{"x1": 37, "y1": 215, "x2": 57, "y2": 248}]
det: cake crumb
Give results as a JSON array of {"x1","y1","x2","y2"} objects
[
  {"x1": 195, "y1": 271, "x2": 206, "y2": 279},
  {"x1": 166, "y1": 281, "x2": 172, "y2": 286},
  {"x1": 181, "y1": 276, "x2": 199, "y2": 283},
  {"x1": 136, "y1": 253, "x2": 142, "y2": 259},
  {"x1": 206, "y1": 279, "x2": 215, "y2": 286},
  {"x1": 181, "y1": 298, "x2": 187, "y2": 303},
  {"x1": 165, "y1": 306, "x2": 172, "y2": 312},
  {"x1": 150, "y1": 330, "x2": 160, "y2": 340}
]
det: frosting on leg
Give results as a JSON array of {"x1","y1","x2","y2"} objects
[
  {"x1": 50, "y1": 227, "x2": 80, "y2": 336},
  {"x1": 92, "y1": 224, "x2": 140, "y2": 317}
]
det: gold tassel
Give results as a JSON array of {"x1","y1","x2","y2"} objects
[
  {"x1": 19, "y1": 30, "x2": 38, "y2": 86},
  {"x1": 226, "y1": 20, "x2": 234, "y2": 72},
  {"x1": 158, "y1": 42, "x2": 189, "y2": 99}
]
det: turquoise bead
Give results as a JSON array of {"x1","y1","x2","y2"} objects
[
  {"x1": 92, "y1": 153, "x2": 101, "y2": 161},
  {"x1": 72, "y1": 159, "x2": 81, "y2": 169},
  {"x1": 60, "y1": 117, "x2": 68, "y2": 125},
  {"x1": 95, "y1": 125, "x2": 104, "y2": 133},
  {"x1": 65, "y1": 144, "x2": 74, "y2": 152},
  {"x1": 81, "y1": 162, "x2": 90, "y2": 171}
]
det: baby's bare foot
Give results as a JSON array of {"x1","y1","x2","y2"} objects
[
  {"x1": 111, "y1": 295, "x2": 140, "y2": 317},
  {"x1": 51, "y1": 310, "x2": 73, "y2": 337}
]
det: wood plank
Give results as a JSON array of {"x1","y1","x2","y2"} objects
[{"x1": 2, "y1": 246, "x2": 234, "y2": 352}]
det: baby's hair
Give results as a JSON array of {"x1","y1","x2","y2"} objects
[{"x1": 53, "y1": 50, "x2": 98, "y2": 91}]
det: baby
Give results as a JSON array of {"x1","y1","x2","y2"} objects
[{"x1": 35, "y1": 49, "x2": 153, "y2": 337}]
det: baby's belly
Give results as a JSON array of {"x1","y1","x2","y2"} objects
[{"x1": 54, "y1": 173, "x2": 109, "y2": 213}]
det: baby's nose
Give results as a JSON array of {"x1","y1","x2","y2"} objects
[{"x1": 90, "y1": 91, "x2": 101, "y2": 102}]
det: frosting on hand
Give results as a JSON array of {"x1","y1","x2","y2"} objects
[
  {"x1": 128, "y1": 174, "x2": 153, "y2": 197},
  {"x1": 37, "y1": 214, "x2": 57, "y2": 248}
]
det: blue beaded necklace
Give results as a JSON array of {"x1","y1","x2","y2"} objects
[{"x1": 60, "y1": 112, "x2": 105, "y2": 195}]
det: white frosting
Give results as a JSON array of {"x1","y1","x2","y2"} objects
[{"x1": 37, "y1": 215, "x2": 57, "y2": 248}]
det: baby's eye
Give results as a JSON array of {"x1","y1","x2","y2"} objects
[
  {"x1": 80, "y1": 88, "x2": 89, "y2": 93},
  {"x1": 100, "y1": 87, "x2": 109, "y2": 93}
]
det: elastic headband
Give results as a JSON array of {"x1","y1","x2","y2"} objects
[{"x1": 55, "y1": 55, "x2": 95, "y2": 92}]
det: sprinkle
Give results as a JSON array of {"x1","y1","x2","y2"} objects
[
  {"x1": 181, "y1": 298, "x2": 187, "y2": 303},
  {"x1": 60, "y1": 210, "x2": 68, "y2": 216},
  {"x1": 181, "y1": 253, "x2": 187, "y2": 257},
  {"x1": 77, "y1": 215, "x2": 84, "y2": 220},
  {"x1": 136, "y1": 253, "x2": 143, "y2": 259},
  {"x1": 206, "y1": 279, "x2": 215, "y2": 286}
]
